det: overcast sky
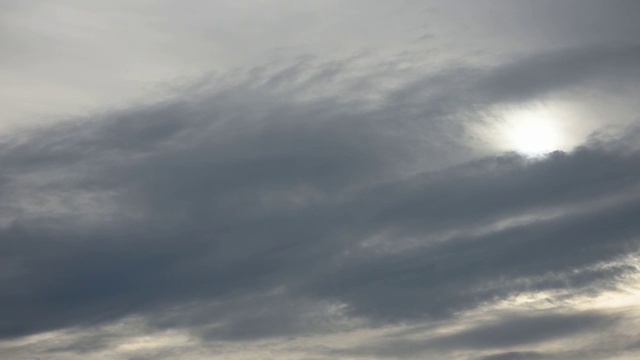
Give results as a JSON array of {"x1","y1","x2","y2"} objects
[{"x1": 1, "y1": 1, "x2": 640, "y2": 359}]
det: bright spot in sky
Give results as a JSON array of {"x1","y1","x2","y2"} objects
[
  {"x1": 486, "y1": 104, "x2": 569, "y2": 157},
  {"x1": 503, "y1": 116, "x2": 560, "y2": 155}
]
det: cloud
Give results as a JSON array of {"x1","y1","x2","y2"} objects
[
  {"x1": 476, "y1": 45, "x2": 640, "y2": 104},
  {"x1": 327, "y1": 311, "x2": 619, "y2": 358},
  {"x1": 0, "y1": 40, "x2": 639, "y2": 360},
  {"x1": 430, "y1": 313, "x2": 614, "y2": 349},
  {"x1": 478, "y1": 352, "x2": 544, "y2": 360}
]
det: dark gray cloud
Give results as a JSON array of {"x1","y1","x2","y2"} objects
[
  {"x1": 430, "y1": 313, "x2": 614, "y2": 349},
  {"x1": 0, "y1": 30, "x2": 639, "y2": 360},
  {"x1": 326, "y1": 310, "x2": 623, "y2": 359},
  {"x1": 478, "y1": 352, "x2": 544, "y2": 360},
  {"x1": 333, "y1": 312, "x2": 610, "y2": 358},
  {"x1": 477, "y1": 45, "x2": 640, "y2": 104}
]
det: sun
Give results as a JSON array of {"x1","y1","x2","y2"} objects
[
  {"x1": 504, "y1": 116, "x2": 560, "y2": 156},
  {"x1": 492, "y1": 104, "x2": 565, "y2": 157}
]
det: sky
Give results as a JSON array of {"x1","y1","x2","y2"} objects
[{"x1": 1, "y1": 1, "x2": 640, "y2": 359}]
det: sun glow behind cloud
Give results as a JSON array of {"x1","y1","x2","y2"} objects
[
  {"x1": 502, "y1": 115, "x2": 561, "y2": 156},
  {"x1": 479, "y1": 103, "x2": 577, "y2": 157}
]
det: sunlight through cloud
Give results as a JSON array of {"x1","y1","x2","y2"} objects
[{"x1": 480, "y1": 103, "x2": 576, "y2": 157}]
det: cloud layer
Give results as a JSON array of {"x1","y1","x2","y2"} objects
[{"x1": 1, "y1": 2, "x2": 640, "y2": 359}]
